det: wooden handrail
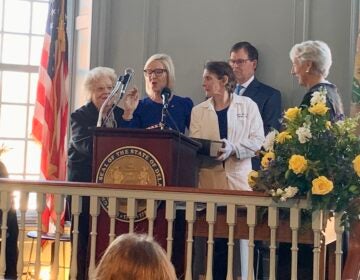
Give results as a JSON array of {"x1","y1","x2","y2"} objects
[{"x1": 0, "y1": 178, "x2": 270, "y2": 197}]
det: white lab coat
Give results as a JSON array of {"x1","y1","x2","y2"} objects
[{"x1": 190, "y1": 94, "x2": 264, "y2": 190}]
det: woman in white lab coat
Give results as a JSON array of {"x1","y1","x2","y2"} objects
[
  {"x1": 189, "y1": 61, "x2": 264, "y2": 279},
  {"x1": 190, "y1": 61, "x2": 264, "y2": 190}
]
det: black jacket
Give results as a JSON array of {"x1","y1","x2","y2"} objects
[
  {"x1": 300, "y1": 82, "x2": 344, "y2": 122},
  {"x1": 67, "y1": 101, "x2": 124, "y2": 182}
]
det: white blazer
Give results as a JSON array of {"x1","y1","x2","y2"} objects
[{"x1": 190, "y1": 94, "x2": 264, "y2": 190}]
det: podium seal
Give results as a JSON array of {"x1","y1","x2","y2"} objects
[{"x1": 96, "y1": 146, "x2": 165, "y2": 222}]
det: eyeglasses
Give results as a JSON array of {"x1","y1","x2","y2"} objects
[
  {"x1": 228, "y1": 59, "x2": 252, "y2": 65},
  {"x1": 143, "y1": 68, "x2": 167, "y2": 77}
]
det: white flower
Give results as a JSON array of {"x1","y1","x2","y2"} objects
[
  {"x1": 310, "y1": 90, "x2": 327, "y2": 105},
  {"x1": 336, "y1": 120, "x2": 345, "y2": 128},
  {"x1": 276, "y1": 188, "x2": 284, "y2": 196},
  {"x1": 282, "y1": 186, "x2": 299, "y2": 199},
  {"x1": 270, "y1": 187, "x2": 299, "y2": 201},
  {"x1": 262, "y1": 130, "x2": 278, "y2": 151},
  {"x1": 296, "y1": 123, "x2": 312, "y2": 143}
]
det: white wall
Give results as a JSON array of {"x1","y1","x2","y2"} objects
[{"x1": 72, "y1": 0, "x2": 359, "y2": 114}]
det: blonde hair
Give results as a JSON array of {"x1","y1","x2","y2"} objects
[
  {"x1": 289, "y1": 40, "x2": 332, "y2": 78},
  {"x1": 84, "y1": 67, "x2": 117, "y2": 100},
  {"x1": 144, "y1": 53, "x2": 175, "y2": 90},
  {"x1": 94, "y1": 233, "x2": 177, "y2": 280}
]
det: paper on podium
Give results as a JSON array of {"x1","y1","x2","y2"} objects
[{"x1": 190, "y1": 138, "x2": 223, "y2": 157}]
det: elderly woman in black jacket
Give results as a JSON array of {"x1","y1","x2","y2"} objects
[{"x1": 67, "y1": 67, "x2": 125, "y2": 279}]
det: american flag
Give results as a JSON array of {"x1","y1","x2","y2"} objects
[{"x1": 31, "y1": 0, "x2": 68, "y2": 233}]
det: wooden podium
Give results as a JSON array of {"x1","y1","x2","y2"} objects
[
  {"x1": 91, "y1": 127, "x2": 200, "y2": 271},
  {"x1": 92, "y1": 127, "x2": 200, "y2": 187}
]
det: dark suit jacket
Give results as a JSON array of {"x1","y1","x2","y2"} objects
[
  {"x1": 243, "y1": 78, "x2": 282, "y2": 134},
  {"x1": 243, "y1": 78, "x2": 282, "y2": 170}
]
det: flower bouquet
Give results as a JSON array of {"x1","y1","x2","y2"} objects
[{"x1": 249, "y1": 87, "x2": 360, "y2": 225}]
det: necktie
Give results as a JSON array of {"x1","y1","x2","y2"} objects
[{"x1": 235, "y1": 84, "x2": 244, "y2": 95}]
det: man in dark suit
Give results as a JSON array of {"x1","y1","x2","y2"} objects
[
  {"x1": 228, "y1": 42, "x2": 282, "y2": 279},
  {"x1": 229, "y1": 41, "x2": 282, "y2": 170}
]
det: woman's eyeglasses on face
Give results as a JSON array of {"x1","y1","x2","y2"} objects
[
  {"x1": 228, "y1": 59, "x2": 251, "y2": 65},
  {"x1": 143, "y1": 68, "x2": 167, "y2": 77}
]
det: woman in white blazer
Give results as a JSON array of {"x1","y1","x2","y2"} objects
[
  {"x1": 190, "y1": 61, "x2": 264, "y2": 280},
  {"x1": 190, "y1": 61, "x2": 264, "y2": 190}
]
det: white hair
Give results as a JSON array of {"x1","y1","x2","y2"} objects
[
  {"x1": 289, "y1": 40, "x2": 332, "y2": 78},
  {"x1": 84, "y1": 67, "x2": 117, "y2": 100}
]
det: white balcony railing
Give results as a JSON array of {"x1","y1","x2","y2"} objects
[{"x1": 0, "y1": 179, "x2": 345, "y2": 280}]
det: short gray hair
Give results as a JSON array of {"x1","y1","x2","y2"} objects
[
  {"x1": 144, "y1": 53, "x2": 175, "y2": 90},
  {"x1": 84, "y1": 67, "x2": 117, "y2": 100},
  {"x1": 289, "y1": 40, "x2": 332, "y2": 78}
]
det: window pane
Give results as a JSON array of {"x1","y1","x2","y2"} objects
[
  {"x1": 27, "y1": 105, "x2": 34, "y2": 136},
  {"x1": 32, "y1": 2, "x2": 48, "y2": 35},
  {"x1": 0, "y1": 139, "x2": 25, "y2": 174},
  {"x1": 2, "y1": 34, "x2": 29, "y2": 64},
  {"x1": 3, "y1": 0, "x2": 30, "y2": 33},
  {"x1": 30, "y1": 35, "x2": 43, "y2": 65},
  {"x1": 1, "y1": 71, "x2": 29, "y2": 103},
  {"x1": 0, "y1": 0, "x2": 3, "y2": 31},
  {"x1": 30, "y1": 74, "x2": 38, "y2": 104},
  {"x1": 9, "y1": 175, "x2": 23, "y2": 179},
  {"x1": 26, "y1": 140, "x2": 40, "y2": 174},
  {"x1": 27, "y1": 192, "x2": 37, "y2": 210},
  {"x1": 0, "y1": 104, "x2": 27, "y2": 137}
]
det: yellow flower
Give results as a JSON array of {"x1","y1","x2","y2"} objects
[
  {"x1": 308, "y1": 103, "x2": 329, "y2": 116},
  {"x1": 276, "y1": 131, "x2": 292, "y2": 144},
  {"x1": 261, "y1": 151, "x2": 275, "y2": 169},
  {"x1": 325, "y1": 121, "x2": 332, "y2": 129},
  {"x1": 248, "y1": 170, "x2": 259, "y2": 188},
  {"x1": 284, "y1": 107, "x2": 301, "y2": 121},
  {"x1": 288, "y1": 154, "x2": 308, "y2": 174},
  {"x1": 312, "y1": 176, "x2": 334, "y2": 195},
  {"x1": 353, "y1": 155, "x2": 360, "y2": 176}
]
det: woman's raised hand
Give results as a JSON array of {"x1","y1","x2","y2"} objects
[{"x1": 122, "y1": 87, "x2": 139, "y2": 120}]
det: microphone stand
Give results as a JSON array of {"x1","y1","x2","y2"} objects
[
  {"x1": 159, "y1": 104, "x2": 180, "y2": 133},
  {"x1": 101, "y1": 82, "x2": 127, "y2": 127},
  {"x1": 101, "y1": 69, "x2": 134, "y2": 126},
  {"x1": 96, "y1": 76, "x2": 123, "y2": 127},
  {"x1": 159, "y1": 102, "x2": 168, "y2": 130}
]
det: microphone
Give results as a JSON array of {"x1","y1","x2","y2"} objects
[
  {"x1": 119, "y1": 68, "x2": 134, "y2": 95},
  {"x1": 161, "y1": 87, "x2": 171, "y2": 108},
  {"x1": 112, "y1": 67, "x2": 134, "y2": 110},
  {"x1": 159, "y1": 87, "x2": 173, "y2": 130}
]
